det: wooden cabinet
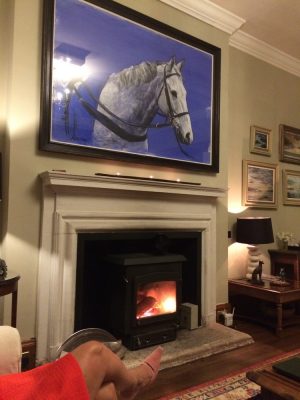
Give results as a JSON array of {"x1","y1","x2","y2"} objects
[
  {"x1": 268, "y1": 249, "x2": 300, "y2": 281},
  {"x1": 0, "y1": 272, "x2": 20, "y2": 327},
  {"x1": 21, "y1": 338, "x2": 36, "y2": 371}
]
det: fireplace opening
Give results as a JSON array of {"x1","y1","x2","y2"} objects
[{"x1": 75, "y1": 230, "x2": 202, "y2": 349}]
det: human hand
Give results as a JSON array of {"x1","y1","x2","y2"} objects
[{"x1": 118, "y1": 346, "x2": 163, "y2": 400}]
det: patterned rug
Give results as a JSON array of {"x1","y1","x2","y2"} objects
[{"x1": 158, "y1": 348, "x2": 300, "y2": 400}]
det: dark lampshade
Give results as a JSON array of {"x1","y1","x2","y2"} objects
[{"x1": 236, "y1": 217, "x2": 274, "y2": 245}]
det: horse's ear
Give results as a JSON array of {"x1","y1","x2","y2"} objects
[
  {"x1": 177, "y1": 60, "x2": 184, "y2": 71},
  {"x1": 168, "y1": 57, "x2": 176, "y2": 69}
]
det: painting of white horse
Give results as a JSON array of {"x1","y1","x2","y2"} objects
[
  {"x1": 43, "y1": 0, "x2": 221, "y2": 170},
  {"x1": 91, "y1": 58, "x2": 193, "y2": 154}
]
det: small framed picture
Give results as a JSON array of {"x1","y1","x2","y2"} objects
[
  {"x1": 250, "y1": 126, "x2": 272, "y2": 156},
  {"x1": 282, "y1": 169, "x2": 300, "y2": 206},
  {"x1": 242, "y1": 160, "x2": 278, "y2": 208},
  {"x1": 279, "y1": 124, "x2": 300, "y2": 164}
]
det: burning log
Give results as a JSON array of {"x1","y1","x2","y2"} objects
[{"x1": 136, "y1": 296, "x2": 157, "y2": 318}]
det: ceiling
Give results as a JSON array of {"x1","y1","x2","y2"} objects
[{"x1": 208, "y1": 0, "x2": 300, "y2": 60}]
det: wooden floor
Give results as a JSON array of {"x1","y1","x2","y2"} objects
[{"x1": 140, "y1": 319, "x2": 300, "y2": 400}]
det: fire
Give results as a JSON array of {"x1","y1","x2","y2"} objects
[
  {"x1": 136, "y1": 281, "x2": 176, "y2": 319},
  {"x1": 162, "y1": 296, "x2": 176, "y2": 313}
]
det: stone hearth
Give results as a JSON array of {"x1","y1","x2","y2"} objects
[
  {"x1": 123, "y1": 323, "x2": 254, "y2": 370},
  {"x1": 37, "y1": 171, "x2": 226, "y2": 363}
]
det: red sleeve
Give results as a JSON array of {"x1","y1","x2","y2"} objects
[{"x1": 0, "y1": 353, "x2": 89, "y2": 400}]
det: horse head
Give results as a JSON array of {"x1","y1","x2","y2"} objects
[{"x1": 158, "y1": 58, "x2": 193, "y2": 145}]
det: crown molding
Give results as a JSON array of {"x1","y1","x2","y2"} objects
[
  {"x1": 159, "y1": 0, "x2": 245, "y2": 34},
  {"x1": 230, "y1": 31, "x2": 300, "y2": 78},
  {"x1": 159, "y1": 0, "x2": 300, "y2": 77}
]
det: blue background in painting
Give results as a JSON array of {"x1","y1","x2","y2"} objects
[{"x1": 52, "y1": 0, "x2": 214, "y2": 164}]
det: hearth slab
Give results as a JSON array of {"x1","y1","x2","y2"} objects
[{"x1": 122, "y1": 323, "x2": 254, "y2": 370}]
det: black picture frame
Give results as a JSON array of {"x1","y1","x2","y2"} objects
[
  {"x1": 39, "y1": 0, "x2": 221, "y2": 172},
  {"x1": 0, "y1": 153, "x2": 2, "y2": 201}
]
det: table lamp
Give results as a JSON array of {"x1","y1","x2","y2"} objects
[{"x1": 236, "y1": 217, "x2": 274, "y2": 285}]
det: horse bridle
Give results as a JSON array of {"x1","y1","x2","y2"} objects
[
  {"x1": 98, "y1": 65, "x2": 190, "y2": 130},
  {"x1": 161, "y1": 65, "x2": 190, "y2": 126},
  {"x1": 68, "y1": 63, "x2": 190, "y2": 143}
]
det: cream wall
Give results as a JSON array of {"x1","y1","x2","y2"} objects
[
  {"x1": 0, "y1": 0, "x2": 229, "y2": 340},
  {"x1": 228, "y1": 48, "x2": 300, "y2": 278}
]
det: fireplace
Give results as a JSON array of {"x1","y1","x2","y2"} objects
[
  {"x1": 37, "y1": 172, "x2": 225, "y2": 362},
  {"x1": 75, "y1": 231, "x2": 201, "y2": 349}
]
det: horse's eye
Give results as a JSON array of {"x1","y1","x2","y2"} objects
[{"x1": 171, "y1": 90, "x2": 177, "y2": 98}]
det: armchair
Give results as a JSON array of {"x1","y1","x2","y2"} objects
[{"x1": 0, "y1": 326, "x2": 22, "y2": 375}]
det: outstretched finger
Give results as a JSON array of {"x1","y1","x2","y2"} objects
[{"x1": 119, "y1": 346, "x2": 163, "y2": 400}]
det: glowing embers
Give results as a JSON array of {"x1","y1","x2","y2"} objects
[{"x1": 136, "y1": 281, "x2": 176, "y2": 319}]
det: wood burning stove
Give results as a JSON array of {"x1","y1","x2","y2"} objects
[
  {"x1": 103, "y1": 253, "x2": 185, "y2": 349},
  {"x1": 75, "y1": 230, "x2": 201, "y2": 349}
]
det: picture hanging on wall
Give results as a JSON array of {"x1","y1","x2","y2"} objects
[
  {"x1": 279, "y1": 124, "x2": 300, "y2": 165},
  {"x1": 282, "y1": 169, "x2": 300, "y2": 206},
  {"x1": 39, "y1": 0, "x2": 221, "y2": 172},
  {"x1": 250, "y1": 125, "x2": 272, "y2": 156},
  {"x1": 242, "y1": 160, "x2": 278, "y2": 208}
]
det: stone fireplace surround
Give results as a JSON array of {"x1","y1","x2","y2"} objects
[{"x1": 37, "y1": 171, "x2": 226, "y2": 363}]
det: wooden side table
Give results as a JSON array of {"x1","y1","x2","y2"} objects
[
  {"x1": 246, "y1": 360, "x2": 300, "y2": 399},
  {"x1": 268, "y1": 249, "x2": 300, "y2": 281},
  {"x1": 0, "y1": 272, "x2": 20, "y2": 327},
  {"x1": 229, "y1": 279, "x2": 300, "y2": 335}
]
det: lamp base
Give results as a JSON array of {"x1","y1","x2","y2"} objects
[{"x1": 247, "y1": 278, "x2": 264, "y2": 286}]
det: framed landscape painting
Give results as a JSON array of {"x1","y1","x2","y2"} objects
[
  {"x1": 282, "y1": 169, "x2": 300, "y2": 206},
  {"x1": 279, "y1": 124, "x2": 300, "y2": 164},
  {"x1": 39, "y1": 0, "x2": 221, "y2": 171},
  {"x1": 250, "y1": 125, "x2": 271, "y2": 156},
  {"x1": 242, "y1": 160, "x2": 278, "y2": 208}
]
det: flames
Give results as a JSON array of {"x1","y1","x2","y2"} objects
[{"x1": 136, "y1": 281, "x2": 176, "y2": 319}]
